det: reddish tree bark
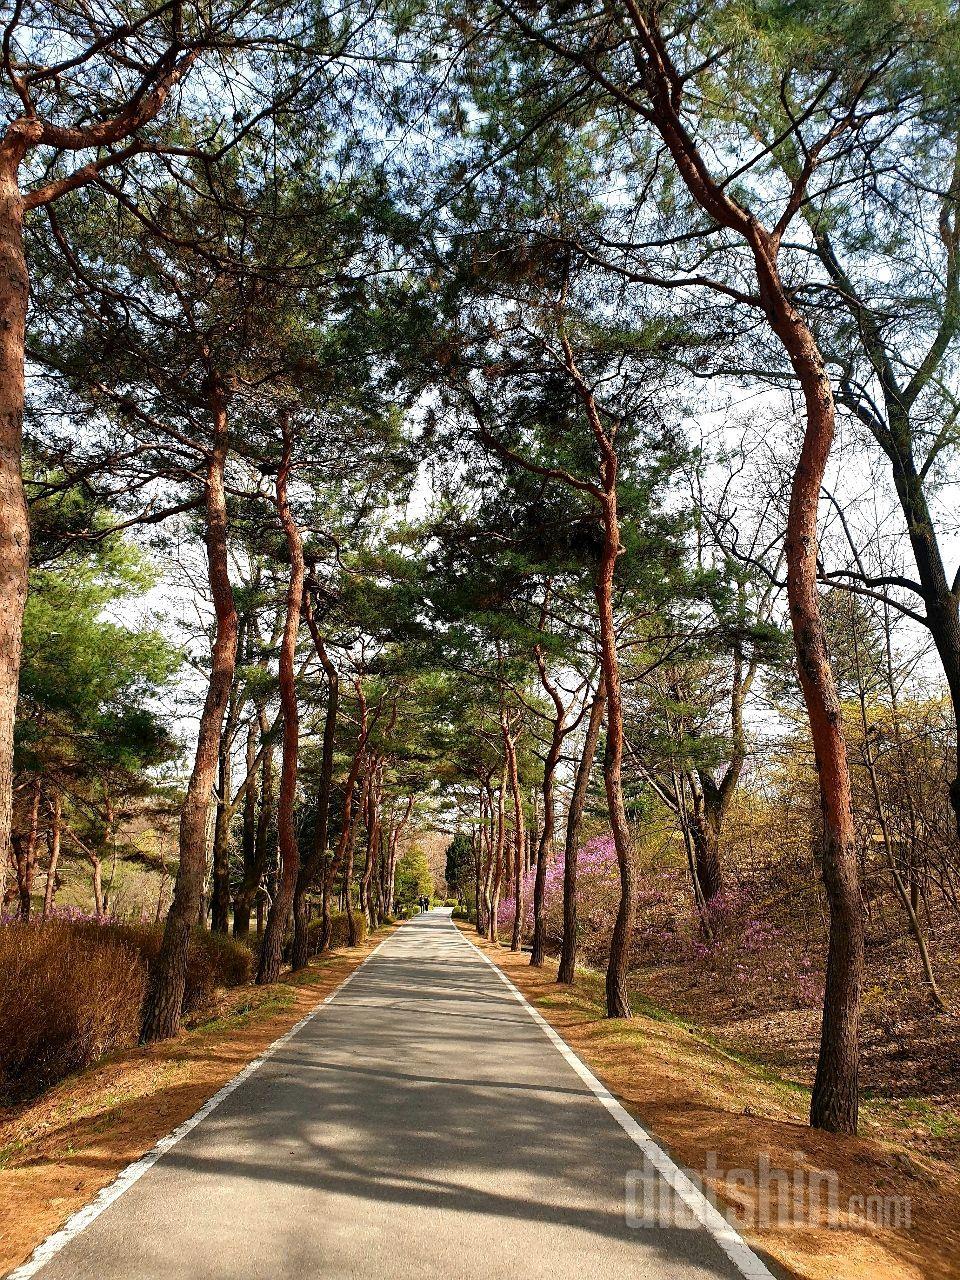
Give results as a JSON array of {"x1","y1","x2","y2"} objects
[
  {"x1": 590, "y1": 0, "x2": 865, "y2": 1132},
  {"x1": 530, "y1": 645, "x2": 576, "y2": 966},
  {"x1": 0, "y1": 148, "x2": 31, "y2": 903},
  {"x1": 504, "y1": 0, "x2": 866, "y2": 1132},
  {"x1": 470, "y1": 334, "x2": 639, "y2": 1011},
  {"x1": 557, "y1": 336, "x2": 637, "y2": 1018},
  {"x1": 257, "y1": 415, "x2": 306, "y2": 985},
  {"x1": 141, "y1": 374, "x2": 238, "y2": 1042}
]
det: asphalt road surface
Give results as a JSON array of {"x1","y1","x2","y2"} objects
[{"x1": 23, "y1": 911, "x2": 773, "y2": 1280}]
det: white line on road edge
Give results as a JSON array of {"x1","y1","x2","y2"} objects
[
  {"x1": 456, "y1": 922, "x2": 778, "y2": 1280},
  {"x1": 5, "y1": 933, "x2": 395, "y2": 1280}
]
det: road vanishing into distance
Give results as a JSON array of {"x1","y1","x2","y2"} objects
[{"x1": 17, "y1": 912, "x2": 775, "y2": 1280}]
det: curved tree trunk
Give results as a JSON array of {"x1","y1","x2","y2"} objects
[
  {"x1": 814, "y1": 220, "x2": 960, "y2": 840},
  {"x1": 257, "y1": 416, "x2": 305, "y2": 985},
  {"x1": 141, "y1": 374, "x2": 237, "y2": 1043},
  {"x1": 0, "y1": 50, "x2": 201, "y2": 896},
  {"x1": 558, "y1": 682, "x2": 605, "y2": 984},
  {"x1": 595, "y1": 499, "x2": 636, "y2": 1019},
  {"x1": 750, "y1": 250, "x2": 864, "y2": 1132},
  {"x1": 554, "y1": 3, "x2": 867, "y2": 1129},
  {"x1": 560, "y1": 333, "x2": 636, "y2": 1018},
  {"x1": 689, "y1": 806, "x2": 723, "y2": 905},
  {"x1": 689, "y1": 615, "x2": 752, "y2": 908},
  {"x1": 884, "y1": 441, "x2": 960, "y2": 837}
]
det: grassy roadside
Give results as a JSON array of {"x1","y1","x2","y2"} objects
[
  {"x1": 458, "y1": 925, "x2": 960, "y2": 1280},
  {"x1": 0, "y1": 927, "x2": 394, "y2": 1277}
]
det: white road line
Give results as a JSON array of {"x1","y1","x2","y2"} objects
[
  {"x1": 5, "y1": 934, "x2": 394, "y2": 1280},
  {"x1": 455, "y1": 921, "x2": 777, "y2": 1280}
]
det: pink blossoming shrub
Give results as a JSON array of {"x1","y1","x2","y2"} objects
[
  {"x1": 497, "y1": 834, "x2": 622, "y2": 966},
  {"x1": 497, "y1": 832, "x2": 820, "y2": 1011}
]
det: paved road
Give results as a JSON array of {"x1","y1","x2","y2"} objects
[{"x1": 24, "y1": 912, "x2": 767, "y2": 1279}]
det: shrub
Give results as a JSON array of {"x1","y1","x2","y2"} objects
[
  {"x1": 0, "y1": 918, "x2": 255, "y2": 1101},
  {"x1": 72, "y1": 921, "x2": 252, "y2": 1012},
  {"x1": 329, "y1": 910, "x2": 367, "y2": 949},
  {"x1": 496, "y1": 834, "x2": 623, "y2": 965},
  {"x1": 304, "y1": 910, "x2": 368, "y2": 955},
  {"x1": 0, "y1": 920, "x2": 145, "y2": 1100},
  {"x1": 192, "y1": 928, "x2": 254, "y2": 989}
]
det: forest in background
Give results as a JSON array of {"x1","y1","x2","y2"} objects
[{"x1": 1, "y1": 0, "x2": 959, "y2": 1157}]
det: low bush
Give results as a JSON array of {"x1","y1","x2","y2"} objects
[
  {"x1": 0, "y1": 920, "x2": 145, "y2": 1101},
  {"x1": 72, "y1": 921, "x2": 252, "y2": 1013},
  {"x1": 332, "y1": 911, "x2": 367, "y2": 948},
  {"x1": 305, "y1": 910, "x2": 368, "y2": 954},
  {"x1": 0, "y1": 919, "x2": 255, "y2": 1101},
  {"x1": 193, "y1": 927, "x2": 255, "y2": 989}
]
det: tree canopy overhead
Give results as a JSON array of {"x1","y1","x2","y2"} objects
[{"x1": 2, "y1": 0, "x2": 960, "y2": 1148}]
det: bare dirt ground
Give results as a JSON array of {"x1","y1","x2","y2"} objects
[
  {"x1": 461, "y1": 926, "x2": 960, "y2": 1280},
  {"x1": 0, "y1": 930, "x2": 391, "y2": 1277}
]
